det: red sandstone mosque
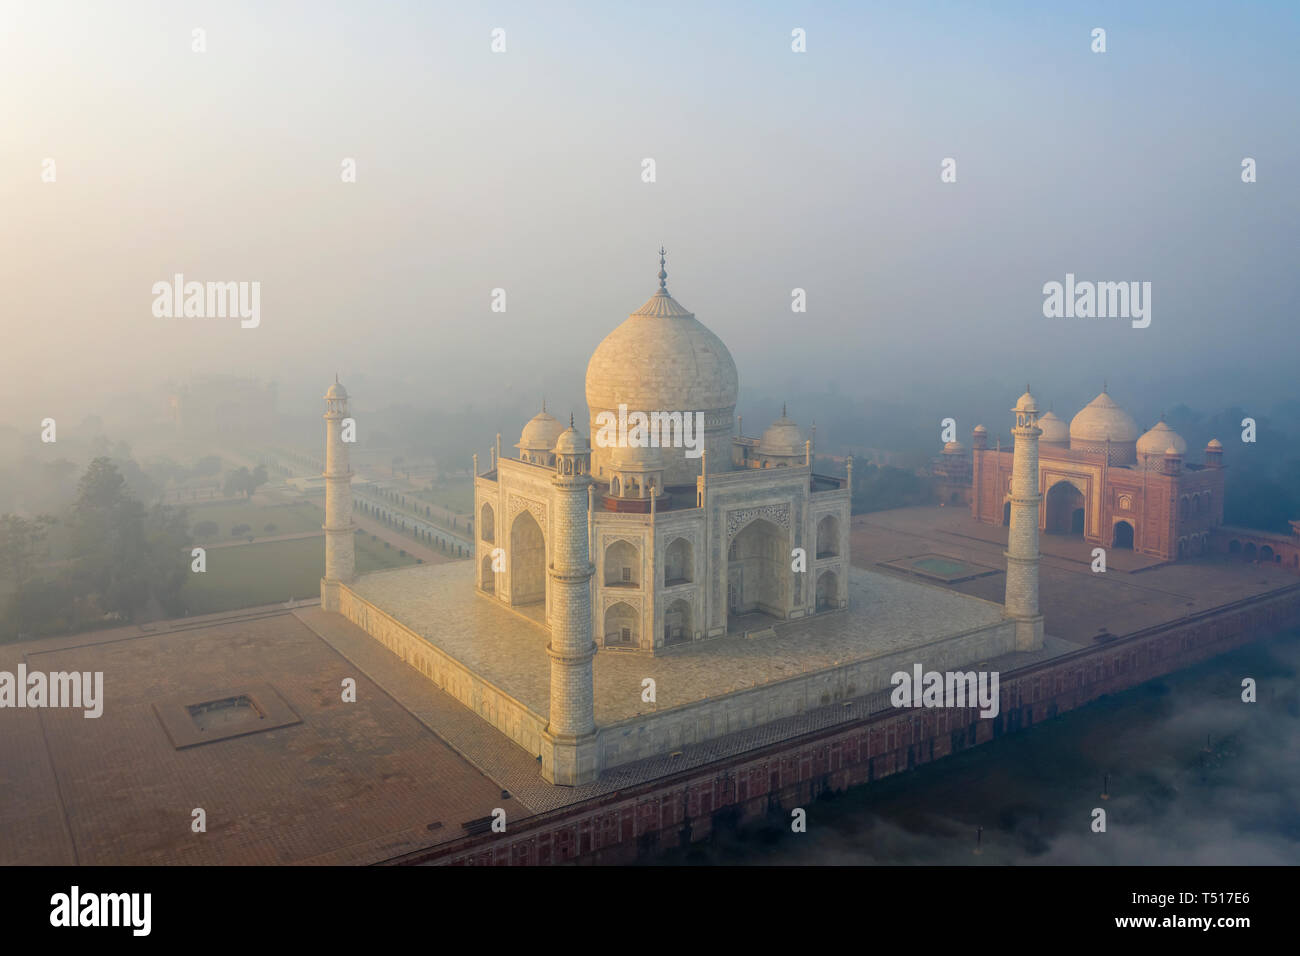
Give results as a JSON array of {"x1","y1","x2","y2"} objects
[{"x1": 937, "y1": 386, "x2": 1262, "y2": 563}]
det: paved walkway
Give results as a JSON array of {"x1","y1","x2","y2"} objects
[{"x1": 353, "y1": 513, "x2": 454, "y2": 566}]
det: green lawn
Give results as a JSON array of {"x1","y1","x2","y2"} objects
[
  {"x1": 181, "y1": 533, "x2": 419, "y2": 615},
  {"x1": 185, "y1": 500, "x2": 325, "y2": 543},
  {"x1": 413, "y1": 478, "x2": 474, "y2": 515}
]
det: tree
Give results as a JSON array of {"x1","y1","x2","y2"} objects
[
  {"x1": 193, "y1": 455, "x2": 222, "y2": 477},
  {"x1": 66, "y1": 458, "x2": 191, "y2": 624},
  {"x1": 223, "y1": 467, "x2": 251, "y2": 498},
  {"x1": 0, "y1": 513, "x2": 56, "y2": 593}
]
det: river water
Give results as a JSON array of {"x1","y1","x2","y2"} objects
[{"x1": 656, "y1": 630, "x2": 1300, "y2": 865}]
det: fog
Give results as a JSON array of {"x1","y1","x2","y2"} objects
[{"x1": 2, "y1": 1, "x2": 1297, "y2": 440}]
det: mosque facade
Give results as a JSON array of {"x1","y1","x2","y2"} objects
[
  {"x1": 473, "y1": 259, "x2": 852, "y2": 654},
  {"x1": 937, "y1": 388, "x2": 1227, "y2": 561}
]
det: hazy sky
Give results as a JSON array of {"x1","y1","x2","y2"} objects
[{"x1": 3, "y1": 1, "x2": 1297, "y2": 428}]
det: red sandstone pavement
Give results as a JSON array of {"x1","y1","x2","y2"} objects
[
  {"x1": 0, "y1": 608, "x2": 508, "y2": 865},
  {"x1": 852, "y1": 506, "x2": 1295, "y2": 645}
]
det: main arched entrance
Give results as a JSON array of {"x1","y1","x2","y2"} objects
[
  {"x1": 1046, "y1": 481, "x2": 1086, "y2": 536},
  {"x1": 1112, "y1": 520, "x2": 1134, "y2": 550},
  {"x1": 727, "y1": 517, "x2": 785, "y2": 626}
]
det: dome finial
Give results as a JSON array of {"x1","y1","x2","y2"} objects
[
  {"x1": 1103, "y1": 378, "x2": 1108, "y2": 394},
  {"x1": 657, "y1": 246, "x2": 668, "y2": 293},
  {"x1": 570, "y1": 412, "x2": 575, "y2": 428},
  {"x1": 782, "y1": 401, "x2": 787, "y2": 417},
  {"x1": 542, "y1": 396, "x2": 547, "y2": 413},
  {"x1": 335, "y1": 371, "x2": 339, "y2": 384}
]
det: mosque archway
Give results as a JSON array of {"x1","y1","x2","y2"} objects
[
  {"x1": 1113, "y1": 520, "x2": 1134, "y2": 550},
  {"x1": 1002, "y1": 500, "x2": 1011, "y2": 526},
  {"x1": 663, "y1": 598, "x2": 692, "y2": 646},
  {"x1": 480, "y1": 503, "x2": 495, "y2": 543},
  {"x1": 664, "y1": 537, "x2": 693, "y2": 586},
  {"x1": 604, "y1": 602, "x2": 638, "y2": 647},
  {"x1": 480, "y1": 554, "x2": 495, "y2": 592},
  {"x1": 604, "y1": 539, "x2": 640, "y2": 587},
  {"x1": 1045, "y1": 481, "x2": 1086, "y2": 536},
  {"x1": 509, "y1": 510, "x2": 546, "y2": 606},
  {"x1": 1244, "y1": 543, "x2": 1257, "y2": 561},
  {"x1": 815, "y1": 569, "x2": 840, "y2": 611},
  {"x1": 816, "y1": 515, "x2": 840, "y2": 558},
  {"x1": 727, "y1": 518, "x2": 786, "y2": 619}
]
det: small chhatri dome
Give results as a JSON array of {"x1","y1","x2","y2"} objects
[
  {"x1": 1070, "y1": 389, "x2": 1139, "y2": 444},
  {"x1": 517, "y1": 404, "x2": 564, "y2": 453},
  {"x1": 759, "y1": 407, "x2": 804, "y2": 458},
  {"x1": 1165, "y1": 446, "x2": 1181, "y2": 457},
  {"x1": 325, "y1": 375, "x2": 348, "y2": 400},
  {"x1": 1037, "y1": 410, "x2": 1069, "y2": 444},
  {"x1": 1013, "y1": 386, "x2": 1038, "y2": 414},
  {"x1": 612, "y1": 439, "x2": 665, "y2": 470},
  {"x1": 1207, "y1": 438, "x2": 1223, "y2": 449},
  {"x1": 942, "y1": 440, "x2": 965, "y2": 454},
  {"x1": 973, "y1": 424, "x2": 988, "y2": 433},
  {"x1": 553, "y1": 421, "x2": 589, "y2": 455},
  {"x1": 1137, "y1": 419, "x2": 1187, "y2": 458}
]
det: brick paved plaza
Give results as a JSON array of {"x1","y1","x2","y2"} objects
[{"x1": 852, "y1": 506, "x2": 1295, "y2": 645}]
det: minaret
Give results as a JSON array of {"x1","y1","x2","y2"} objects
[
  {"x1": 540, "y1": 415, "x2": 600, "y2": 785},
  {"x1": 321, "y1": 375, "x2": 355, "y2": 610},
  {"x1": 1004, "y1": 386, "x2": 1045, "y2": 651}
]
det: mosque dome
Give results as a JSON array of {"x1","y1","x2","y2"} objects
[
  {"x1": 758, "y1": 408, "x2": 804, "y2": 458},
  {"x1": 1069, "y1": 390, "x2": 1139, "y2": 444},
  {"x1": 1037, "y1": 411, "x2": 1068, "y2": 444},
  {"x1": 1137, "y1": 419, "x2": 1187, "y2": 458},
  {"x1": 517, "y1": 406, "x2": 564, "y2": 453}
]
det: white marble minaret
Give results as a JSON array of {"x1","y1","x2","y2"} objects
[
  {"x1": 1004, "y1": 387, "x2": 1045, "y2": 651},
  {"x1": 540, "y1": 416, "x2": 600, "y2": 785},
  {"x1": 321, "y1": 376, "x2": 355, "y2": 610}
]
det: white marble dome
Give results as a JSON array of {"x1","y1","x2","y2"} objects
[
  {"x1": 1070, "y1": 390, "x2": 1139, "y2": 444},
  {"x1": 759, "y1": 410, "x2": 804, "y2": 458},
  {"x1": 585, "y1": 273, "x2": 739, "y2": 484},
  {"x1": 1137, "y1": 419, "x2": 1187, "y2": 458},
  {"x1": 517, "y1": 407, "x2": 564, "y2": 454},
  {"x1": 1037, "y1": 411, "x2": 1069, "y2": 444},
  {"x1": 586, "y1": 289, "x2": 738, "y2": 417},
  {"x1": 554, "y1": 423, "x2": 589, "y2": 456}
]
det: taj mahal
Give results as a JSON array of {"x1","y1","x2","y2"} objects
[{"x1": 318, "y1": 256, "x2": 1048, "y2": 786}]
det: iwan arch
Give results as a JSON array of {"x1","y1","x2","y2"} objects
[{"x1": 319, "y1": 256, "x2": 1045, "y2": 786}]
